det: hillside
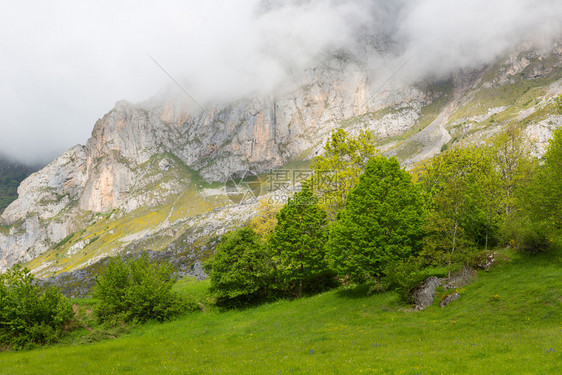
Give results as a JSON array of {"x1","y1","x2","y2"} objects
[
  {"x1": 0, "y1": 247, "x2": 560, "y2": 374},
  {"x1": 1, "y1": 41, "x2": 561, "y2": 277}
]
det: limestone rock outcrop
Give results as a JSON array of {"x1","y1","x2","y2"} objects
[{"x1": 1, "y1": 42, "x2": 562, "y2": 274}]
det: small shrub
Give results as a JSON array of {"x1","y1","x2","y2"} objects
[
  {"x1": 384, "y1": 257, "x2": 426, "y2": 302},
  {"x1": 0, "y1": 264, "x2": 74, "y2": 350},
  {"x1": 53, "y1": 233, "x2": 74, "y2": 249},
  {"x1": 93, "y1": 254, "x2": 187, "y2": 323}
]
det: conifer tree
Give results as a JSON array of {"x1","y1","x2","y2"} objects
[{"x1": 269, "y1": 183, "x2": 329, "y2": 297}]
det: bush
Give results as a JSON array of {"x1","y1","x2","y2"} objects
[
  {"x1": 204, "y1": 227, "x2": 275, "y2": 307},
  {"x1": 501, "y1": 216, "x2": 552, "y2": 254},
  {"x1": 0, "y1": 264, "x2": 73, "y2": 350},
  {"x1": 93, "y1": 254, "x2": 186, "y2": 323}
]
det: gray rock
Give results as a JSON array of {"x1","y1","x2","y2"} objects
[
  {"x1": 476, "y1": 252, "x2": 498, "y2": 271},
  {"x1": 440, "y1": 292, "x2": 460, "y2": 308},
  {"x1": 442, "y1": 266, "x2": 476, "y2": 290},
  {"x1": 412, "y1": 276, "x2": 444, "y2": 310}
]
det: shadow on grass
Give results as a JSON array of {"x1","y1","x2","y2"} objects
[{"x1": 335, "y1": 283, "x2": 384, "y2": 299}]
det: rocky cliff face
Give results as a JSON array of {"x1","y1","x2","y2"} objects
[{"x1": 1, "y1": 42, "x2": 561, "y2": 274}]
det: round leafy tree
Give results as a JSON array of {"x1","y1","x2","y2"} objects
[
  {"x1": 205, "y1": 227, "x2": 273, "y2": 306},
  {"x1": 327, "y1": 156, "x2": 426, "y2": 283}
]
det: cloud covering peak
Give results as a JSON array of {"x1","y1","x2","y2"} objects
[{"x1": 1, "y1": 0, "x2": 561, "y2": 164}]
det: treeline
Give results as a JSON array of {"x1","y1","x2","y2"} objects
[
  {"x1": 0, "y1": 159, "x2": 36, "y2": 213},
  {"x1": 205, "y1": 125, "x2": 562, "y2": 307}
]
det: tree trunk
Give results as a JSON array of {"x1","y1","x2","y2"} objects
[
  {"x1": 449, "y1": 221, "x2": 458, "y2": 279},
  {"x1": 298, "y1": 263, "x2": 303, "y2": 298}
]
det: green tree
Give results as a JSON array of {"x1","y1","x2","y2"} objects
[
  {"x1": 489, "y1": 124, "x2": 538, "y2": 250},
  {"x1": 205, "y1": 227, "x2": 274, "y2": 306},
  {"x1": 248, "y1": 199, "x2": 283, "y2": 238},
  {"x1": 93, "y1": 254, "x2": 186, "y2": 323},
  {"x1": 492, "y1": 124, "x2": 536, "y2": 217},
  {"x1": 269, "y1": 183, "x2": 331, "y2": 297},
  {"x1": 521, "y1": 127, "x2": 562, "y2": 247},
  {"x1": 327, "y1": 156, "x2": 426, "y2": 283},
  {"x1": 0, "y1": 264, "x2": 73, "y2": 349},
  {"x1": 311, "y1": 129, "x2": 378, "y2": 219},
  {"x1": 421, "y1": 146, "x2": 491, "y2": 277}
]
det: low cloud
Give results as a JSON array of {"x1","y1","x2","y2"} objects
[
  {"x1": 396, "y1": 0, "x2": 562, "y2": 81},
  {"x1": 1, "y1": 0, "x2": 561, "y2": 164}
]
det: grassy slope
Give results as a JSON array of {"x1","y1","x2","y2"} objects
[{"x1": 1, "y1": 247, "x2": 560, "y2": 374}]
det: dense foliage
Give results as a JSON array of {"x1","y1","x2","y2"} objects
[
  {"x1": 93, "y1": 254, "x2": 187, "y2": 323},
  {"x1": 328, "y1": 156, "x2": 426, "y2": 283},
  {"x1": 420, "y1": 146, "x2": 492, "y2": 277},
  {"x1": 269, "y1": 183, "x2": 333, "y2": 297},
  {"x1": 311, "y1": 129, "x2": 378, "y2": 218},
  {"x1": 512, "y1": 127, "x2": 562, "y2": 252},
  {"x1": 206, "y1": 126, "x2": 562, "y2": 307},
  {"x1": 248, "y1": 199, "x2": 283, "y2": 237},
  {"x1": 205, "y1": 227, "x2": 274, "y2": 306},
  {"x1": 0, "y1": 264, "x2": 73, "y2": 349}
]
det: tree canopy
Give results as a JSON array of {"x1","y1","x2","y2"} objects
[
  {"x1": 327, "y1": 156, "x2": 426, "y2": 283},
  {"x1": 311, "y1": 129, "x2": 378, "y2": 219},
  {"x1": 269, "y1": 183, "x2": 330, "y2": 297},
  {"x1": 205, "y1": 227, "x2": 274, "y2": 305}
]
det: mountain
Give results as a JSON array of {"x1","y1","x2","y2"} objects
[{"x1": 1, "y1": 41, "x2": 561, "y2": 276}]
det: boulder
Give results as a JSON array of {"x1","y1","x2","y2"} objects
[
  {"x1": 440, "y1": 292, "x2": 460, "y2": 308},
  {"x1": 412, "y1": 276, "x2": 444, "y2": 310},
  {"x1": 442, "y1": 266, "x2": 476, "y2": 290},
  {"x1": 475, "y1": 252, "x2": 498, "y2": 271}
]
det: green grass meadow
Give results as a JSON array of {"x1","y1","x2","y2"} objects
[{"x1": 1, "y1": 248, "x2": 560, "y2": 374}]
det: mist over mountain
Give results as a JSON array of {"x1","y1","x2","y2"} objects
[{"x1": 1, "y1": 0, "x2": 562, "y2": 164}]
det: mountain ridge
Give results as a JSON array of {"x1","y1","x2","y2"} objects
[{"x1": 1, "y1": 40, "x2": 561, "y2": 275}]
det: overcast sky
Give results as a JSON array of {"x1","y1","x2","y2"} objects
[{"x1": 1, "y1": 0, "x2": 561, "y2": 165}]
